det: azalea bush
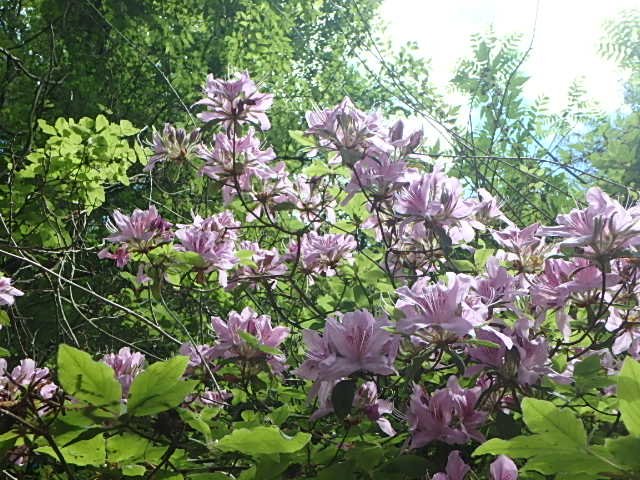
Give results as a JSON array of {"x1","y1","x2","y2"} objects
[{"x1": 3, "y1": 71, "x2": 640, "y2": 480}]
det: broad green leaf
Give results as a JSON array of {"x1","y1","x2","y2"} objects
[
  {"x1": 216, "y1": 426, "x2": 311, "y2": 455},
  {"x1": 95, "y1": 114, "x2": 109, "y2": 132},
  {"x1": 128, "y1": 356, "x2": 196, "y2": 416},
  {"x1": 521, "y1": 398, "x2": 586, "y2": 447},
  {"x1": 122, "y1": 464, "x2": 146, "y2": 476},
  {"x1": 237, "y1": 330, "x2": 282, "y2": 355},
  {"x1": 37, "y1": 433, "x2": 105, "y2": 466},
  {"x1": 461, "y1": 338, "x2": 500, "y2": 349},
  {"x1": 268, "y1": 405, "x2": 291, "y2": 426},
  {"x1": 605, "y1": 436, "x2": 640, "y2": 469},
  {"x1": 474, "y1": 248, "x2": 495, "y2": 269},
  {"x1": 106, "y1": 433, "x2": 151, "y2": 462},
  {"x1": 57, "y1": 344, "x2": 122, "y2": 417},
  {"x1": 38, "y1": 119, "x2": 57, "y2": 135},
  {"x1": 618, "y1": 356, "x2": 640, "y2": 436},
  {"x1": 288, "y1": 130, "x2": 316, "y2": 147}
]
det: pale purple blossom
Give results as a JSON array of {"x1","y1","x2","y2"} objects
[
  {"x1": 543, "y1": 187, "x2": 640, "y2": 255},
  {"x1": 194, "y1": 72, "x2": 274, "y2": 131},
  {"x1": 396, "y1": 273, "x2": 484, "y2": 338},
  {"x1": 209, "y1": 307, "x2": 289, "y2": 374},
  {"x1": 490, "y1": 455, "x2": 518, "y2": 480},
  {"x1": 0, "y1": 276, "x2": 23, "y2": 306},
  {"x1": 288, "y1": 232, "x2": 357, "y2": 278},
  {"x1": 308, "y1": 380, "x2": 395, "y2": 436},
  {"x1": 174, "y1": 212, "x2": 239, "y2": 286},
  {"x1": 102, "y1": 347, "x2": 146, "y2": 397},
  {"x1": 394, "y1": 167, "x2": 479, "y2": 244},
  {"x1": 144, "y1": 123, "x2": 201, "y2": 172},
  {"x1": 431, "y1": 451, "x2": 471, "y2": 480},
  {"x1": 197, "y1": 129, "x2": 277, "y2": 204},
  {"x1": 105, "y1": 205, "x2": 173, "y2": 245},
  {"x1": 531, "y1": 258, "x2": 618, "y2": 311},
  {"x1": 606, "y1": 308, "x2": 640, "y2": 355},
  {"x1": 0, "y1": 358, "x2": 58, "y2": 402},
  {"x1": 98, "y1": 244, "x2": 130, "y2": 268},
  {"x1": 293, "y1": 310, "x2": 399, "y2": 385},
  {"x1": 305, "y1": 97, "x2": 385, "y2": 166},
  {"x1": 179, "y1": 342, "x2": 217, "y2": 371},
  {"x1": 407, "y1": 376, "x2": 487, "y2": 448},
  {"x1": 227, "y1": 241, "x2": 287, "y2": 290}
]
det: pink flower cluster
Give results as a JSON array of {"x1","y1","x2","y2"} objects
[
  {"x1": 430, "y1": 451, "x2": 517, "y2": 480},
  {"x1": 0, "y1": 358, "x2": 58, "y2": 403},
  {"x1": 407, "y1": 376, "x2": 487, "y2": 448},
  {"x1": 207, "y1": 307, "x2": 290, "y2": 374},
  {"x1": 294, "y1": 309, "x2": 399, "y2": 388},
  {"x1": 102, "y1": 347, "x2": 146, "y2": 397},
  {"x1": 0, "y1": 275, "x2": 23, "y2": 306}
]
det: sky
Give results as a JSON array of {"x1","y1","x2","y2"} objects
[{"x1": 380, "y1": 0, "x2": 638, "y2": 115}]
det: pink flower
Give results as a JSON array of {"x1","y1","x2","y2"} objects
[
  {"x1": 471, "y1": 257, "x2": 522, "y2": 308},
  {"x1": 394, "y1": 167, "x2": 478, "y2": 244},
  {"x1": 144, "y1": 123, "x2": 201, "y2": 172},
  {"x1": 179, "y1": 343, "x2": 217, "y2": 370},
  {"x1": 431, "y1": 451, "x2": 471, "y2": 480},
  {"x1": 305, "y1": 97, "x2": 385, "y2": 166},
  {"x1": 174, "y1": 212, "x2": 239, "y2": 286},
  {"x1": 0, "y1": 276, "x2": 23, "y2": 306},
  {"x1": 102, "y1": 347, "x2": 145, "y2": 397},
  {"x1": 531, "y1": 258, "x2": 618, "y2": 311},
  {"x1": 396, "y1": 273, "x2": 484, "y2": 338},
  {"x1": 407, "y1": 376, "x2": 487, "y2": 448},
  {"x1": 197, "y1": 129, "x2": 277, "y2": 204},
  {"x1": 209, "y1": 307, "x2": 289, "y2": 374},
  {"x1": 105, "y1": 205, "x2": 173, "y2": 245},
  {"x1": 194, "y1": 72, "x2": 274, "y2": 131},
  {"x1": 228, "y1": 241, "x2": 287, "y2": 290},
  {"x1": 490, "y1": 455, "x2": 518, "y2": 480},
  {"x1": 309, "y1": 380, "x2": 396, "y2": 436},
  {"x1": 0, "y1": 358, "x2": 58, "y2": 402},
  {"x1": 474, "y1": 189, "x2": 513, "y2": 227},
  {"x1": 606, "y1": 308, "x2": 640, "y2": 355},
  {"x1": 98, "y1": 244, "x2": 130, "y2": 268},
  {"x1": 294, "y1": 310, "x2": 399, "y2": 384},
  {"x1": 288, "y1": 232, "x2": 357, "y2": 278},
  {"x1": 543, "y1": 187, "x2": 640, "y2": 255}
]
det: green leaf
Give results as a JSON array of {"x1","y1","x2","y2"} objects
[
  {"x1": 37, "y1": 433, "x2": 105, "y2": 466},
  {"x1": 0, "y1": 310, "x2": 11, "y2": 327},
  {"x1": 605, "y1": 436, "x2": 640, "y2": 469},
  {"x1": 0, "y1": 347, "x2": 9, "y2": 357},
  {"x1": 289, "y1": 130, "x2": 316, "y2": 147},
  {"x1": 95, "y1": 115, "x2": 109, "y2": 132},
  {"x1": 521, "y1": 398, "x2": 586, "y2": 447},
  {"x1": 106, "y1": 433, "x2": 152, "y2": 462},
  {"x1": 451, "y1": 259, "x2": 475, "y2": 273},
  {"x1": 38, "y1": 119, "x2": 57, "y2": 135},
  {"x1": 127, "y1": 356, "x2": 197, "y2": 416},
  {"x1": 237, "y1": 330, "x2": 282, "y2": 355},
  {"x1": 268, "y1": 405, "x2": 291, "y2": 426},
  {"x1": 461, "y1": 338, "x2": 500, "y2": 349},
  {"x1": 216, "y1": 426, "x2": 311, "y2": 455},
  {"x1": 57, "y1": 344, "x2": 122, "y2": 417},
  {"x1": 122, "y1": 464, "x2": 146, "y2": 476},
  {"x1": 618, "y1": 356, "x2": 640, "y2": 436},
  {"x1": 474, "y1": 248, "x2": 494, "y2": 269},
  {"x1": 331, "y1": 379, "x2": 356, "y2": 420}
]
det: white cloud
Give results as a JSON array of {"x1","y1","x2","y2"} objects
[{"x1": 379, "y1": 0, "x2": 637, "y2": 113}]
